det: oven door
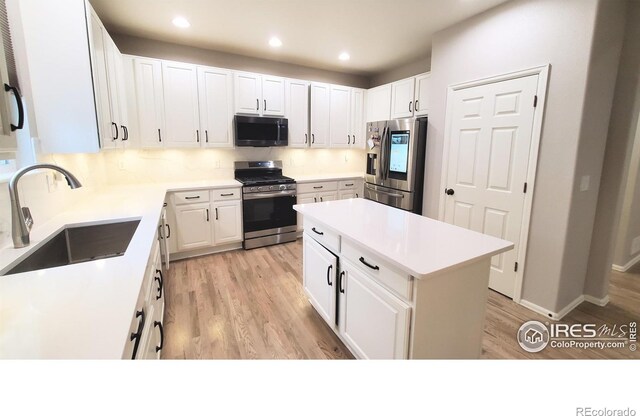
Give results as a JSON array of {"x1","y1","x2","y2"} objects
[{"x1": 242, "y1": 190, "x2": 297, "y2": 238}]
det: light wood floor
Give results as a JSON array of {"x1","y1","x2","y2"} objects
[{"x1": 162, "y1": 240, "x2": 640, "y2": 359}]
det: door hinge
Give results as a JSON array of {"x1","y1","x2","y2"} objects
[
  {"x1": 514, "y1": 262, "x2": 519, "y2": 272},
  {"x1": 523, "y1": 182, "x2": 528, "y2": 193},
  {"x1": 533, "y1": 95, "x2": 538, "y2": 107}
]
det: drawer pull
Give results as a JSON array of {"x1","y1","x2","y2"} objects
[
  {"x1": 359, "y1": 256, "x2": 380, "y2": 271},
  {"x1": 154, "y1": 321, "x2": 164, "y2": 353},
  {"x1": 220, "y1": 193, "x2": 235, "y2": 196},
  {"x1": 311, "y1": 227, "x2": 324, "y2": 236},
  {"x1": 313, "y1": 186, "x2": 323, "y2": 189},
  {"x1": 339, "y1": 271, "x2": 345, "y2": 293},
  {"x1": 155, "y1": 269, "x2": 163, "y2": 300},
  {"x1": 130, "y1": 309, "x2": 145, "y2": 359},
  {"x1": 344, "y1": 183, "x2": 354, "y2": 187},
  {"x1": 326, "y1": 264, "x2": 333, "y2": 286},
  {"x1": 185, "y1": 196, "x2": 200, "y2": 200}
]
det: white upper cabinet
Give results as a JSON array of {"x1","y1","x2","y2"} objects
[
  {"x1": 391, "y1": 77, "x2": 415, "y2": 119},
  {"x1": 366, "y1": 84, "x2": 391, "y2": 122},
  {"x1": 261, "y1": 75, "x2": 285, "y2": 116},
  {"x1": 414, "y1": 72, "x2": 431, "y2": 116},
  {"x1": 329, "y1": 85, "x2": 351, "y2": 148},
  {"x1": 350, "y1": 88, "x2": 365, "y2": 148},
  {"x1": 103, "y1": 34, "x2": 129, "y2": 148},
  {"x1": 310, "y1": 82, "x2": 330, "y2": 148},
  {"x1": 234, "y1": 71, "x2": 261, "y2": 115},
  {"x1": 285, "y1": 79, "x2": 310, "y2": 148},
  {"x1": 162, "y1": 61, "x2": 200, "y2": 147},
  {"x1": 234, "y1": 72, "x2": 285, "y2": 117},
  {"x1": 197, "y1": 66, "x2": 233, "y2": 148},
  {"x1": 132, "y1": 56, "x2": 164, "y2": 148}
]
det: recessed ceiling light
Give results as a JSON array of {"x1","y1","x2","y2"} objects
[
  {"x1": 172, "y1": 16, "x2": 190, "y2": 28},
  {"x1": 269, "y1": 37, "x2": 283, "y2": 48},
  {"x1": 339, "y1": 52, "x2": 350, "y2": 61}
]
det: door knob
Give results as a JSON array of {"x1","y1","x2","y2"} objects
[{"x1": 445, "y1": 188, "x2": 455, "y2": 196}]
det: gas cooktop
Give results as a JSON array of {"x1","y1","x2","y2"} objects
[{"x1": 235, "y1": 175, "x2": 295, "y2": 186}]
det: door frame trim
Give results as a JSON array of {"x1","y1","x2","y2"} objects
[{"x1": 438, "y1": 64, "x2": 550, "y2": 303}]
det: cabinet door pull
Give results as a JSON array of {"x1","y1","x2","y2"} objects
[
  {"x1": 4, "y1": 83, "x2": 24, "y2": 130},
  {"x1": 206, "y1": 208, "x2": 210, "y2": 222},
  {"x1": 205, "y1": 130, "x2": 209, "y2": 143},
  {"x1": 359, "y1": 256, "x2": 380, "y2": 271},
  {"x1": 196, "y1": 129, "x2": 200, "y2": 143},
  {"x1": 111, "y1": 122, "x2": 118, "y2": 141},
  {"x1": 339, "y1": 271, "x2": 345, "y2": 293},
  {"x1": 220, "y1": 192, "x2": 234, "y2": 196},
  {"x1": 415, "y1": 100, "x2": 419, "y2": 111},
  {"x1": 256, "y1": 98, "x2": 259, "y2": 111},
  {"x1": 356, "y1": 193, "x2": 359, "y2": 198},
  {"x1": 409, "y1": 101, "x2": 413, "y2": 113},
  {"x1": 130, "y1": 309, "x2": 145, "y2": 359},
  {"x1": 326, "y1": 264, "x2": 333, "y2": 286},
  {"x1": 312, "y1": 134, "x2": 315, "y2": 144},
  {"x1": 264, "y1": 99, "x2": 267, "y2": 111},
  {"x1": 313, "y1": 186, "x2": 323, "y2": 189},
  {"x1": 348, "y1": 135, "x2": 351, "y2": 144},
  {"x1": 166, "y1": 224, "x2": 171, "y2": 238},
  {"x1": 314, "y1": 197, "x2": 317, "y2": 202},
  {"x1": 320, "y1": 196, "x2": 323, "y2": 202},
  {"x1": 154, "y1": 321, "x2": 164, "y2": 353},
  {"x1": 353, "y1": 135, "x2": 356, "y2": 144},
  {"x1": 311, "y1": 227, "x2": 324, "y2": 235},
  {"x1": 154, "y1": 269, "x2": 163, "y2": 300},
  {"x1": 158, "y1": 128, "x2": 162, "y2": 142},
  {"x1": 185, "y1": 196, "x2": 200, "y2": 200},
  {"x1": 215, "y1": 207, "x2": 219, "y2": 220},
  {"x1": 121, "y1": 125, "x2": 128, "y2": 141},
  {"x1": 305, "y1": 133, "x2": 308, "y2": 144}
]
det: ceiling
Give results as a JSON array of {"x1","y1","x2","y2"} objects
[{"x1": 89, "y1": 0, "x2": 510, "y2": 76}]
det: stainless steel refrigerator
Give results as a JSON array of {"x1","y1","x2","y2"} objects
[{"x1": 364, "y1": 117, "x2": 428, "y2": 214}]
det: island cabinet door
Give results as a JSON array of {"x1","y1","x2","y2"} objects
[
  {"x1": 303, "y1": 236, "x2": 338, "y2": 328},
  {"x1": 338, "y1": 260, "x2": 411, "y2": 359}
]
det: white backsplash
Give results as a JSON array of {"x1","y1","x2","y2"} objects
[{"x1": 0, "y1": 148, "x2": 365, "y2": 247}]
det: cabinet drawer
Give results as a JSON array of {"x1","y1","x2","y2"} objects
[
  {"x1": 173, "y1": 190, "x2": 210, "y2": 205},
  {"x1": 338, "y1": 179, "x2": 361, "y2": 189},
  {"x1": 298, "y1": 181, "x2": 338, "y2": 194},
  {"x1": 212, "y1": 188, "x2": 241, "y2": 201},
  {"x1": 304, "y1": 218, "x2": 340, "y2": 254},
  {"x1": 341, "y1": 239, "x2": 413, "y2": 301}
]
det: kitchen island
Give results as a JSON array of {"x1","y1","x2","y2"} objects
[{"x1": 294, "y1": 198, "x2": 513, "y2": 359}]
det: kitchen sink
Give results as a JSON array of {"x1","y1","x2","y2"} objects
[{"x1": 1, "y1": 219, "x2": 141, "y2": 276}]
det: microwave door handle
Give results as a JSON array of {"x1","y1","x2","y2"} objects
[{"x1": 277, "y1": 122, "x2": 281, "y2": 144}]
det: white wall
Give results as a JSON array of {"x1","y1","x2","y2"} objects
[{"x1": 427, "y1": 0, "x2": 626, "y2": 313}]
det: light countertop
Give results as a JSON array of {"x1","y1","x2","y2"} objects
[
  {"x1": 293, "y1": 198, "x2": 514, "y2": 279},
  {"x1": 0, "y1": 179, "x2": 242, "y2": 359},
  {"x1": 291, "y1": 172, "x2": 364, "y2": 183}
]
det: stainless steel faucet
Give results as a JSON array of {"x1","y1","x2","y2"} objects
[{"x1": 8, "y1": 164, "x2": 82, "y2": 248}]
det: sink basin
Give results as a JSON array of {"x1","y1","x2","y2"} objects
[{"x1": 2, "y1": 219, "x2": 141, "y2": 276}]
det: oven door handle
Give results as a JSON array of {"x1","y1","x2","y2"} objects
[{"x1": 243, "y1": 191, "x2": 297, "y2": 200}]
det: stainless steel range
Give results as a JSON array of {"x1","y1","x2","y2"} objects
[{"x1": 234, "y1": 161, "x2": 297, "y2": 249}]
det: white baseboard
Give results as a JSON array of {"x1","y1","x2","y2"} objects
[
  {"x1": 519, "y1": 295, "x2": 584, "y2": 321},
  {"x1": 612, "y1": 252, "x2": 640, "y2": 272},
  {"x1": 584, "y1": 294, "x2": 609, "y2": 306}
]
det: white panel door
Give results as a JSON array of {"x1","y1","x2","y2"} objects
[
  {"x1": 414, "y1": 73, "x2": 431, "y2": 116},
  {"x1": 297, "y1": 193, "x2": 316, "y2": 230},
  {"x1": 162, "y1": 61, "x2": 200, "y2": 147},
  {"x1": 350, "y1": 88, "x2": 365, "y2": 148},
  {"x1": 234, "y1": 72, "x2": 261, "y2": 115},
  {"x1": 197, "y1": 66, "x2": 233, "y2": 147},
  {"x1": 262, "y1": 75, "x2": 285, "y2": 116},
  {"x1": 175, "y1": 202, "x2": 213, "y2": 251},
  {"x1": 104, "y1": 35, "x2": 123, "y2": 139},
  {"x1": 303, "y1": 236, "x2": 337, "y2": 327},
  {"x1": 339, "y1": 259, "x2": 410, "y2": 359},
  {"x1": 443, "y1": 74, "x2": 538, "y2": 298},
  {"x1": 329, "y1": 85, "x2": 351, "y2": 148},
  {"x1": 133, "y1": 58, "x2": 164, "y2": 148},
  {"x1": 391, "y1": 77, "x2": 415, "y2": 119},
  {"x1": 87, "y1": 9, "x2": 114, "y2": 148},
  {"x1": 338, "y1": 190, "x2": 356, "y2": 200},
  {"x1": 212, "y1": 200, "x2": 242, "y2": 244},
  {"x1": 318, "y1": 191, "x2": 337, "y2": 202},
  {"x1": 366, "y1": 84, "x2": 391, "y2": 122},
  {"x1": 285, "y1": 79, "x2": 310, "y2": 147},
  {"x1": 310, "y1": 82, "x2": 330, "y2": 147}
]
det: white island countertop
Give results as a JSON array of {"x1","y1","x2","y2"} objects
[
  {"x1": 294, "y1": 198, "x2": 514, "y2": 279},
  {"x1": 0, "y1": 179, "x2": 241, "y2": 359}
]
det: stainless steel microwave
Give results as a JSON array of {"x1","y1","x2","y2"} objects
[{"x1": 234, "y1": 115, "x2": 288, "y2": 147}]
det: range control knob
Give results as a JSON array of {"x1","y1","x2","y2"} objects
[
  {"x1": 257, "y1": 187, "x2": 263, "y2": 192},
  {"x1": 251, "y1": 187, "x2": 257, "y2": 192},
  {"x1": 279, "y1": 185, "x2": 286, "y2": 191}
]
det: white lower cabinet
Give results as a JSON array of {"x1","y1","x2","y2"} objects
[
  {"x1": 213, "y1": 200, "x2": 242, "y2": 244},
  {"x1": 338, "y1": 258, "x2": 411, "y2": 359},
  {"x1": 175, "y1": 202, "x2": 213, "y2": 251},
  {"x1": 303, "y1": 236, "x2": 338, "y2": 327}
]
